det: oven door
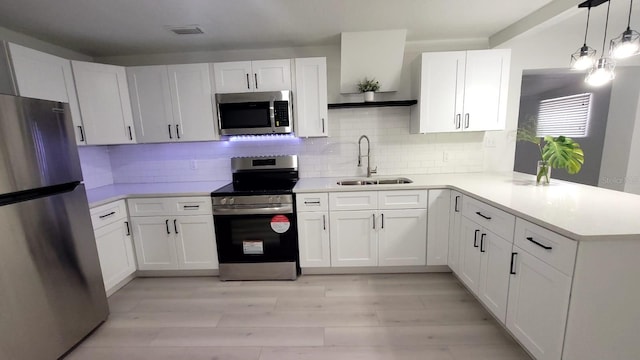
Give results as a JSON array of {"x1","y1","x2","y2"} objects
[
  {"x1": 213, "y1": 211, "x2": 298, "y2": 264},
  {"x1": 217, "y1": 101, "x2": 273, "y2": 136}
]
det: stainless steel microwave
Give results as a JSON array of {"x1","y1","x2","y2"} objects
[{"x1": 215, "y1": 90, "x2": 293, "y2": 136}]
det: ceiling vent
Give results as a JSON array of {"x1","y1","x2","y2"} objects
[{"x1": 168, "y1": 26, "x2": 204, "y2": 35}]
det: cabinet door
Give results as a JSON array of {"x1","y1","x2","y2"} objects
[
  {"x1": 413, "y1": 51, "x2": 465, "y2": 133},
  {"x1": 507, "y1": 247, "x2": 571, "y2": 360},
  {"x1": 448, "y1": 191, "x2": 463, "y2": 273},
  {"x1": 426, "y1": 190, "x2": 450, "y2": 265},
  {"x1": 458, "y1": 216, "x2": 482, "y2": 292},
  {"x1": 94, "y1": 220, "x2": 136, "y2": 291},
  {"x1": 477, "y1": 230, "x2": 512, "y2": 323},
  {"x1": 213, "y1": 61, "x2": 253, "y2": 93},
  {"x1": 462, "y1": 49, "x2": 510, "y2": 132},
  {"x1": 297, "y1": 212, "x2": 331, "y2": 267},
  {"x1": 130, "y1": 217, "x2": 178, "y2": 270},
  {"x1": 9, "y1": 43, "x2": 85, "y2": 144},
  {"x1": 378, "y1": 209, "x2": 427, "y2": 266},
  {"x1": 127, "y1": 65, "x2": 174, "y2": 143},
  {"x1": 294, "y1": 57, "x2": 328, "y2": 137},
  {"x1": 330, "y1": 210, "x2": 377, "y2": 266},
  {"x1": 174, "y1": 215, "x2": 218, "y2": 270},
  {"x1": 72, "y1": 61, "x2": 136, "y2": 145},
  {"x1": 167, "y1": 64, "x2": 217, "y2": 142},
  {"x1": 252, "y1": 59, "x2": 292, "y2": 91}
]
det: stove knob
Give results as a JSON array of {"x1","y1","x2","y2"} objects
[
  {"x1": 220, "y1": 198, "x2": 227, "y2": 205},
  {"x1": 229, "y1": 198, "x2": 235, "y2": 205}
]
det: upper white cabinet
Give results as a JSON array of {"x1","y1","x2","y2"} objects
[
  {"x1": 72, "y1": 61, "x2": 137, "y2": 145},
  {"x1": 7, "y1": 43, "x2": 86, "y2": 145},
  {"x1": 411, "y1": 49, "x2": 510, "y2": 134},
  {"x1": 213, "y1": 59, "x2": 291, "y2": 93},
  {"x1": 127, "y1": 64, "x2": 217, "y2": 143},
  {"x1": 294, "y1": 57, "x2": 328, "y2": 137}
]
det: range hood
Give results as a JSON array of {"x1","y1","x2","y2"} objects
[{"x1": 340, "y1": 29, "x2": 406, "y2": 94}]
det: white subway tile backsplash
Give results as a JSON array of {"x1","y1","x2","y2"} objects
[{"x1": 77, "y1": 146, "x2": 114, "y2": 189}]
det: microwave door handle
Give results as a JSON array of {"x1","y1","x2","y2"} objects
[{"x1": 269, "y1": 102, "x2": 276, "y2": 130}]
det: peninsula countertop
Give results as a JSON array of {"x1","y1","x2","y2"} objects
[{"x1": 294, "y1": 172, "x2": 640, "y2": 242}]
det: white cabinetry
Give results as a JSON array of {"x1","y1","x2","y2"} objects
[
  {"x1": 7, "y1": 43, "x2": 86, "y2": 145},
  {"x1": 296, "y1": 193, "x2": 331, "y2": 267},
  {"x1": 213, "y1": 59, "x2": 291, "y2": 93},
  {"x1": 447, "y1": 191, "x2": 463, "y2": 272},
  {"x1": 507, "y1": 219, "x2": 576, "y2": 360},
  {"x1": 72, "y1": 61, "x2": 137, "y2": 145},
  {"x1": 411, "y1": 49, "x2": 510, "y2": 134},
  {"x1": 90, "y1": 200, "x2": 136, "y2": 295},
  {"x1": 127, "y1": 64, "x2": 217, "y2": 143},
  {"x1": 293, "y1": 57, "x2": 328, "y2": 137},
  {"x1": 426, "y1": 189, "x2": 450, "y2": 265},
  {"x1": 328, "y1": 190, "x2": 428, "y2": 267},
  {"x1": 128, "y1": 197, "x2": 218, "y2": 271}
]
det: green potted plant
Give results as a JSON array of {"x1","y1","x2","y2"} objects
[
  {"x1": 357, "y1": 77, "x2": 380, "y2": 102},
  {"x1": 517, "y1": 119, "x2": 585, "y2": 185}
]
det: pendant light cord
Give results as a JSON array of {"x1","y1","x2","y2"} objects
[
  {"x1": 602, "y1": 0, "x2": 612, "y2": 54},
  {"x1": 628, "y1": 0, "x2": 634, "y2": 29},
  {"x1": 584, "y1": 6, "x2": 592, "y2": 45}
]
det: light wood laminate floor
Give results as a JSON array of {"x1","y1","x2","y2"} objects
[{"x1": 65, "y1": 273, "x2": 531, "y2": 360}]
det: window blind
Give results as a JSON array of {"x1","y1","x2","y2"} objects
[{"x1": 536, "y1": 93, "x2": 591, "y2": 137}]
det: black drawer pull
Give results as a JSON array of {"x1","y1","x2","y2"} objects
[
  {"x1": 304, "y1": 201, "x2": 321, "y2": 205},
  {"x1": 165, "y1": 219, "x2": 170, "y2": 234},
  {"x1": 99, "y1": 211, "x2": 116, "y2": 219},
  {"x1": 473, "y1": 229, "x2": 480, "y2": 248},
  {"x1": 526, "y1": 237, "x2": 553, "y2": 250},
  {"x1": 480, "y1": 233, "x2": 486, "y2": 252},
  {"x1": 183, "y1": 205, "x2": 200, "y2": 209},
  {"x1": 476, "y1": 211, "x2": 492, "y2": 220},
  {"x1": 510, "y1": 252, "x2": 518, "y2": 274},
  {"x1": 124, "y1": 221, "x2": 130, "y2": 236},
  {"x1": 454, "y1": 195, "x2": 460, "y2": 212}
]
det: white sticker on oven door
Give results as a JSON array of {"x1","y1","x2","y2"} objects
[
  {"x1": 270, "y1": 215, "x2": 291, "y2": 234},
  {"x1": 243, "y1": 240, "x2": 264, "y2": 255}
]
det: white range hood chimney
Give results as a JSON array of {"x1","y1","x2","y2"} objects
[{"x1": 340, "y1": 29, "x2": 407, "y2": 94}]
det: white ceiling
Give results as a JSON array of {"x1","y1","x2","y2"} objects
[{"x1": 0, "y1": 0, "x2": 556, "y2": 57}]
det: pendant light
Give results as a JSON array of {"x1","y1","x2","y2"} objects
[
  {"x1": 586, "y1": 0, "x2": 616, "y2": 86},
  {"x1": 610, "y1": 0, "x2": 640, "y2": 58},
  {"x1": 571, "y1": 5, "x2": 597, "y2": 70}
]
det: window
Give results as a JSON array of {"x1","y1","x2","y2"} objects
[{"x1": 536, "y1": 93, "x2": 592, "y2": 137}]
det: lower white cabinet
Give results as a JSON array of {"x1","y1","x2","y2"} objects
[
  {"x1": 330, "y1": 210, "x2": 378, "y2": 266},
  {"x1": 426, "y1": 189, "x2": 450, "y2": 265},
  {"x1": 297, "y1": 212, "x2": 331, "y2": 267},
  {"x1": 447, "y1": 191, "x2": 463, "y2": 272},
  {"x1": 506, "y1": 246, "x2": 572, "y2": 360},
  {"x1": 131, "y1": 216, "x2": 179, "y2": 270},
  {"x1": 378, "y1": 209, "x2": 427, "y2": 266}
]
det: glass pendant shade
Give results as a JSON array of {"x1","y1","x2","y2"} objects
[
  {"x1": 571, "y1": 44, "x2": 597, "y2": 70},
  {"x1": 610, "y1": 28, "x2": 640, "y2": 59},
  {"x1": 585, "y1": 57, "x2": 616, "y2": 86}
]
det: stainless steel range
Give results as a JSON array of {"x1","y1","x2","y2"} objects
[{"x1": 212, "y1": 155, "x2": 299, "y2": 280}]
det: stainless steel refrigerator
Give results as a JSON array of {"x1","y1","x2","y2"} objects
[{"x1": 0, "y1": 94, "x2": 108, "y2": 359}]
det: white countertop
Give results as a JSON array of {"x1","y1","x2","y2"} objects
[
  {"x1": 294, "y1": 172, "x2": 640, "y2": 242},
  {"x1": 86, "y1": 181, "x2": 229, "y2": 207}
]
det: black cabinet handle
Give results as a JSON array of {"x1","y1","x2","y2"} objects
[
  {"x1": 454, "y1": 195, "x2": 460, "y2": 212},
  {"x1": 465, "y1": 113, "x2": 470, "y2": 128},
  {"x1": 99, "y1": 211, "x2": 116, "y2": 219},
  {"x1": 322, "y1": 118, "x2": 325, "y2": 133},
  {"x1": 174, "y1": 219, "x2": 178, "y2": 234},
  {"x1": 476, "y1": 211, "x2": 492, "y2": 220},
  {"x1": 304, "y1": 201, "x2": 321, "y2": 205},
  {"x1": 176, "y1": 124, "x2": 180, "y2": 139},
  {"x1": 165, "y1": 219, "x2": 170, "y2": 234},
  {"x1": 168, "y1": 124, "x2": 173, "y2": 139},
  {"x1": 124, "y1": 221, "x2": 130, "y2": 236},
  {"x1": 473, "y1": 229, "x2": 480, "y2": 248},
  {"x1": 322, "y1": 214, "x2": 326, "y2": 230},
  {"x1": 381, "y1": 213, "x2": 385, "y2": 229},
  {"x1": 510, "y1": 252, "x2": 518, "y2": 274},
  {"x1": 78, "y1": 126, "x2": 85, "y2": 142},
  {"x1": 526, "y1": 236, "x2": 553, "y2": 250},
  {"x1": 128, "y1": 126, "x2": 133, "y2": 140},
  {"x1": 480, "y1": 233, "x2": 486, "y2": 253},
  {"x1": 183, "y1": 205, "x2": 200, "y2": 209},
  {"x1": 246, "y1": 73, "x2": 250, "y2": 89},
  {"x1": 254, "y1": 73, "x2": 258, "y2": 89},
  {"x1": 455, "y1": 114, "x2": 460, "y2": 129},
  {"x1": 372, "y1": 214, "x2": 376, "y2": 229}
]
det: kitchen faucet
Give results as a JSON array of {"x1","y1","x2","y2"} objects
[{"x1": 358, "y1": 135, "x2": 377, "y2": 177}]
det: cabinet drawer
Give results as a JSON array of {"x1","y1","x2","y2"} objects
[
  {"x1": 296, "y1": 193, "x2": 329, "y2": 212},
  {"x1": 514, "y1": 218, "x2": 577, "y2": 276},
  {"x1": 378, "y1": 190, "x2": 428, "y2": 210},
  {"x1": 462, "y1": 196, "x2": 515, "y2": 241},
  {"x1": 90, "y1": 200, "x2": 127, "y2": 229},
  {"x1": 330, "y1": 191, "x2": 377, "y2": 211},
  {"x1": 128, "y1": 197, "x2": 212, "y2": 217}
]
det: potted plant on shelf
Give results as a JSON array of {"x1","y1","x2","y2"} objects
[
  {"x1": 357, "y1": 77, "x2": 380, "y2": 102},
  {"x1": 517, "y1": 119, "x2": 585, "y2": 185}
]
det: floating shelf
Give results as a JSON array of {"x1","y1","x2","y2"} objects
[{"x1": 328, "y1": 100, "x2": 417, "y2": 109}]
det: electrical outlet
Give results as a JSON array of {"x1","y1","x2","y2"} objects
[
  {"x1": 190, "y1": 160, "x2": 198, "y2": 170},
  {"x1": 443, "y1": 152, "x2": 449, "y2": 162},
  {"x1": 485, "y1": 136, "x2": 497, "y2": 148}
]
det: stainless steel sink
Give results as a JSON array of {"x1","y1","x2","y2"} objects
[{"x1": 336, "y1": 177, "x2": 413, "y2": 186}]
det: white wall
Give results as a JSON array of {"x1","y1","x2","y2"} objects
[
  {"x1": 0, "y1": 25, "x2": 91, "y2": 60},
  {"x1": 78, "y1": 146, "x2": 114, "y2": 189}
]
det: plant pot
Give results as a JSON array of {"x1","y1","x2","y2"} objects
[
  {"x1": 363, "y1": 91, "x2": 375, "y2": 102},
  {"x1": 536, "y1": 160, "x2": 551, "y2": 185}
]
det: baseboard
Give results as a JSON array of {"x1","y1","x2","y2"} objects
[
  {"x1": 105, "y1": 273, "x2": 136, "y2": 297},
  {"x1": 135, "y1": 269, "x2": 219, "y2": 277},
  {"x1": 301, "y1": 265, "x2": 451, "y2": 275}
]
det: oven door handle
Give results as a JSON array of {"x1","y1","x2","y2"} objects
[{"x1": 213, "y1": 205, "x2": 293, "y2": 215}]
